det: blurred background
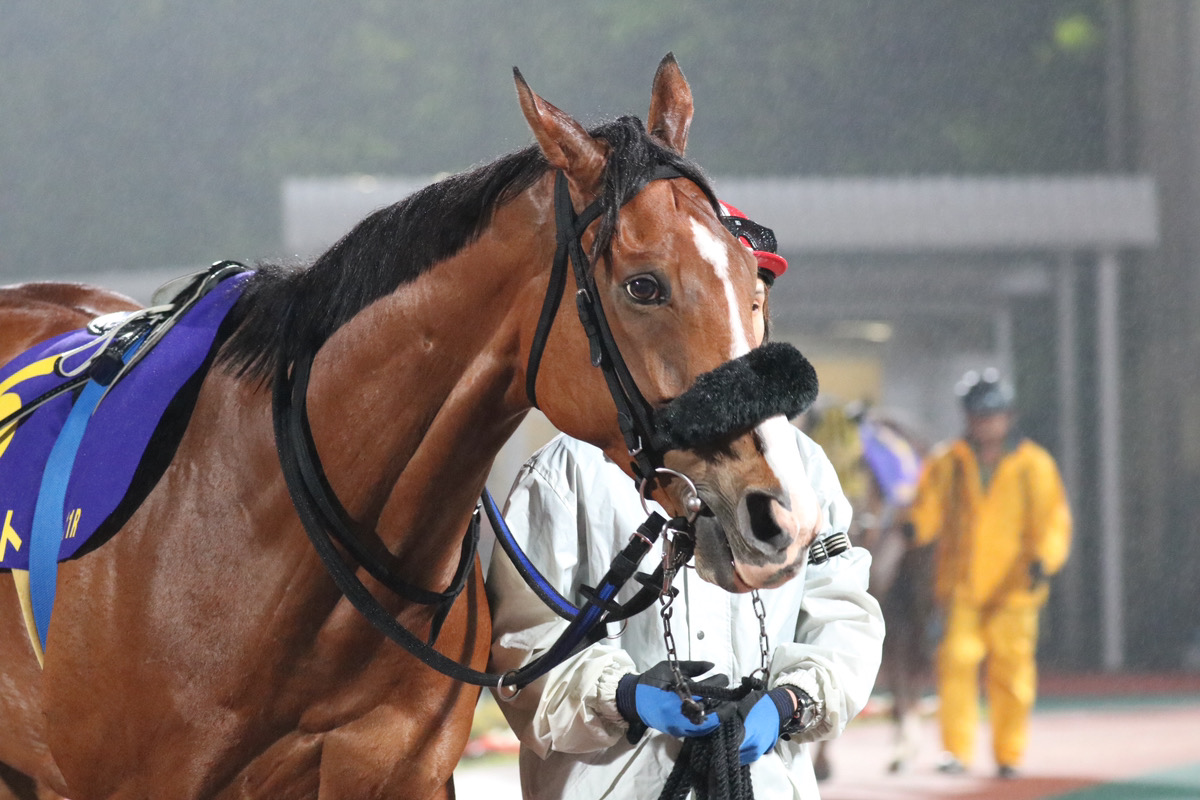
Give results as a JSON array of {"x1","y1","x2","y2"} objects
[{"x1": 2, "y1": 1, "x2": 1197, "y2": 681}]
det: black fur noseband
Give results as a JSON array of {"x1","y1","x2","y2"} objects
[{"x1": 654, "y1": 342, "x2": 819, "y2": 451}]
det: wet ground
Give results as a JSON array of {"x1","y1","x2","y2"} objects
[{"x1": 455, "y1": 672, "x2": 1200, "y2": 799}]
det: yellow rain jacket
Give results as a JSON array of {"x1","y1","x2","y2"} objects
[{"x1": 909, "y1": 438, "x2": 1071, "y2": 608}]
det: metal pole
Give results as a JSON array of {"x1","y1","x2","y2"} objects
[
  {"x1": 994, "y1": 308, "x2": 1014, "y2": 378},
  {"x1": 1056, "y1": 253, "x2": 1083, "y2": 662},
  {"x1": 1103, "y1": 0, "x2": 1129, "y2": 171},
  {"x1": 1097, "y1": 250, "x2": 1125, "y2": 671}
]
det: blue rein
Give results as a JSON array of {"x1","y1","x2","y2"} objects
[{"x1": 482, "y1": 488, "x2": 579, "y2": 620}]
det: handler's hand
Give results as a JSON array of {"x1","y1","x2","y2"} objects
[
  {"x1": 616, "y1": 660, "x2": 728, "y2": 743},
  {"x1": 735, "y1": 688, "x2": 797, "y2": 765}
]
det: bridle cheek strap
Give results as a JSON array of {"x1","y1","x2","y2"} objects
[{"x1": 525, "y1": 167, "x2": 698, "y2": 479}]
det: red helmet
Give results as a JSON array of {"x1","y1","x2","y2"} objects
[{"x1": 718, "y1": 201, "x2": 788, "y2": 280}]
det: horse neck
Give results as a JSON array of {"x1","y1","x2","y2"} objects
[{"x1": 301, "y1": 192, "x2": 554, "y2": 577}]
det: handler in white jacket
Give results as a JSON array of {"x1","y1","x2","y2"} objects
[{"x1": 486, "y1": 204, "x2": 884, "y2": 799}]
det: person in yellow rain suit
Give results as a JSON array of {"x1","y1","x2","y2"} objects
[{"x1": 907, "y1": 369, "x2": 1071, "y2": 780}]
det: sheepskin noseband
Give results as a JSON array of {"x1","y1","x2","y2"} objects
[{"x1": 654, "y1": 342, "x2": 819, "y2": 451}]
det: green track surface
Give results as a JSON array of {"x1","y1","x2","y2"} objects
[
  {"x1": 1051, "y1": 762, "x2": 1200, "y2": 799},
  {"x1": 1036, "y1": 694, "x2": 1200, "y2": 712}
]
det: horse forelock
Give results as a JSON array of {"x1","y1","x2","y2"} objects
[
  {"x1": 589, "y1": 116, "x2": 715, "y2": 265},
  {"x1": 218, "y1": 116, "x2": 713, "y2": 383}
]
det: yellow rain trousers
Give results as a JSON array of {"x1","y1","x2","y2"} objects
[{"x1": 909, "y1": 438, "x2": 1071, "y2": 767}]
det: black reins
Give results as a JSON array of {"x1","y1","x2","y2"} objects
[
  {"x1": 274, "y1": 354, "x2": 688, "y2": 687},
  {"x1": 273, "y1": 352, "x2": 477, "y2": 646},
  {"x1": 273, "y1": 163, "x2": 704, "y2": 689}
]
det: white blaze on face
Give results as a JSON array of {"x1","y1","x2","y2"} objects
[
  {"x1": 756, "y1": 416, "x2": 807, "y2": 502},
  {"x1": 692, "y1": 217, "x2": 820, "y2": 574},
  {"x1": 757, "y1": 416, "x2": 822, "y2": 537},
  {"x1": 690, "y1": 218, "x2": 750, "y2": 358}
]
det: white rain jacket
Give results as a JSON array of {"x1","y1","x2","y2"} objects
[{"x1": 486, "y1": 431, "x2": 884, "y2": 799}]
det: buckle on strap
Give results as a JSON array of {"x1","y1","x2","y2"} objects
[{"x1": 808, "y1": 531, "x2": 851, "y2": 565}]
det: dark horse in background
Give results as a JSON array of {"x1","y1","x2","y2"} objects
[
  {"x1": 0, "y1": 57, "x2": 825, "y2": 799},
  {"x1": 804, "y1": 403, "x2": 936, "y2": 779}
]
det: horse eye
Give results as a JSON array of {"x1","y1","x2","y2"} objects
[{"x1": 625, "y1": 275, "x2": 663, "y2": 304}]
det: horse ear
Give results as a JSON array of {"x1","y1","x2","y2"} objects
[
  {"x1": 647, "y1": 53, "x2": 693, "y2": 154},
  {"x1": 514, "y1": 67, "x2": 606, "y2": 194}
]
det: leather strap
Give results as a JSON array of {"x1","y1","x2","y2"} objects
[{"x1": 526, "y1": 166, "x2": 719, "y2": 479}]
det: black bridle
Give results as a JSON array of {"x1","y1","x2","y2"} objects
[
  {"x1": 273, "y1": 162, "x2": 710, "y2": 689},
  {"x1": 526, "y1": 167, "x2": 719, "y2": 479}
]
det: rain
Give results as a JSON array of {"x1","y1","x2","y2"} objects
[{"x1": 1, "y1": 2, "x2": 1197, "y2": 796}]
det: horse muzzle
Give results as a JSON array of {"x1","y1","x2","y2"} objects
[
  {"x1": 689, "y1": 475, "x2": 820, "y2": 592},
  {"x1": 651, "y1": 342, "x2": 822, "y2": 592}
]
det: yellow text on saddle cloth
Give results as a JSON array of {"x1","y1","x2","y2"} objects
[{"x1": 0, "y1": 269, "x2": 251, "y2": 666}]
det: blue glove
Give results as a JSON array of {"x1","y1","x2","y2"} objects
[
  {"x1": 736, "y1": 687, "x2": 798, "y2": 765},
  {"x1": 616, "y1": 660, "x2": 728, "y2": 743}
]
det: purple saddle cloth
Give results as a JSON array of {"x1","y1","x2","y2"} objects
[
  {"x1": 0, "y1": 271, "x2": 250, "y2": 570},
  {"x1": 859, "y1": 420, "x2": 922, "y2": 507}
]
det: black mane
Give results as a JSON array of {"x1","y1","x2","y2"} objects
[{"x1": 218, "y1": 116, "x2": 714, "y2": 382}]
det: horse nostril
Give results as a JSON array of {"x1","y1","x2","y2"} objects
[{"x1": 745, "y1": 491, "x2": 785, "y2": 544}]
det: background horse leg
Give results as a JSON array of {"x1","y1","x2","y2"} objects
[
  {"x1": 812, "y1": 740, "x2": 832, "y2": 782},
  {"x1": 891, "y1": 703, "x2": 922, "y2": 775},
  {"x1": 885, "y1": 639, "x2": 922, "y2": 773},
  {"x1": 803, "y1": 407, "x2": 931, "y2": 779},
  {"x1": 882, "y1": 543, "x2": 935, "y2": 774}
]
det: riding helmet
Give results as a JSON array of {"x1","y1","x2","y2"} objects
[
  {"x1": 956, "y1": 368, "x2": 1015, "y2": 414},
  {"x1": 718, "y1": 201, "x2": 788, "y2": 281}
]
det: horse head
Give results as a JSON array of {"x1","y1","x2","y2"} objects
[{"x1": 517, "y1": 55, "x2": 822, "y2": 593}]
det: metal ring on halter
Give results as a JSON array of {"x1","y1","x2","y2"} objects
[
  {"x1": 496, "y1": 670, "x2": 522, "y2": 701},
  {"x1": 604, "y1": 618, "x2": 629, "y2": 640},
  {"x1": 638, "y1": 468, "x2": 703, "y2": 523}
]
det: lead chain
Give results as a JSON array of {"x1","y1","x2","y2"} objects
[
  {"x1": 659, "y1": 568, "x2": 707, "y2": 723},
  {"x1": 658, "y1": 527, "x2": 705, "y2": 724},
  {"x1": 751, "y1": 590, "x2": 771, "y2": 680}
]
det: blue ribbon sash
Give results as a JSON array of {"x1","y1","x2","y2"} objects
[{"x1": 0, "y1": 271, "x2": 250, "y2": 648}]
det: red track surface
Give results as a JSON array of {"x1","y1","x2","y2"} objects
[
  {"x1": 820, "y1": 673, "x2": 1200, "y2": 800},
  {"x1": 456, "y1": 673, "x2": 1200, "y2": 799}
]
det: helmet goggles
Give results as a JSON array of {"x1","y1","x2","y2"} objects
[{"x1": 720, "y1": 215, "x2": 778, "y2": 255}]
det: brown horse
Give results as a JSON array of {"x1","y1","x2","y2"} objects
[
  {"x1": 804, "y1": 404, "x2": 935, "y2": 779},
  {"x1": 0, "y1": 57, "x2": 822, "y2": 799}
]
